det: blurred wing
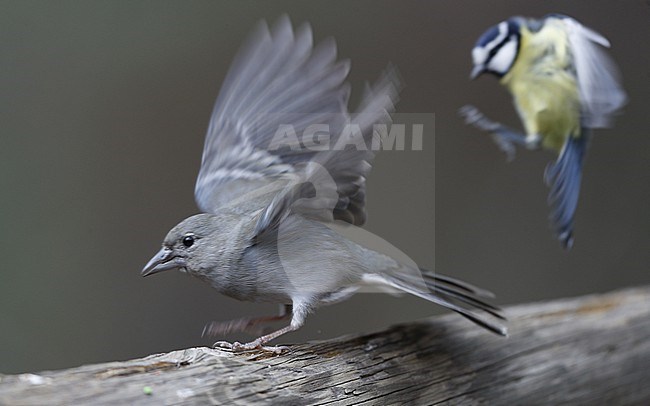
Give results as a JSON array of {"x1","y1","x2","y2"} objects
[
  {"x1": 253, "y1": 68, "x2": 400, "y2": 237},
  {"x1": 315, "y1": 67, "x2": 400, "y2": 225},
  {"x1": 195, "y1": 15, "x2": 352, "y2": 213},
  {"x1": 562, "y1": 17, "x2": 627, "y2": 128},
  {"x1": 196, "y1": 15, "x2": 400, "y2": 231}
]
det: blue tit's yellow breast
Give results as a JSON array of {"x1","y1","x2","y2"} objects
[{"x1": 501, "y1": 22, "x2": 581, "y2": 151}]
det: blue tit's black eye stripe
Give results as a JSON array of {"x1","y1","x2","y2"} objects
[
  {"x1": 487, "y1": 34, "x2": 519, "y2": 61},
  {"x1": 480, "y1": 19, "x2": 521, "y2": 76},
  {"x1": 507, "y1": 20, "x2": 522, "y2": 66},
  {"x1": 476, "y1": 19, "x2": 521, "y2": 63}
]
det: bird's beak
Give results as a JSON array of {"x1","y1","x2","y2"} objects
[
  {"x1": 470, "y1": 65, "x2": 485, "y2": 80},
  {"x1": 141, "y1": 247, "x2": 186, "y2": 277}
]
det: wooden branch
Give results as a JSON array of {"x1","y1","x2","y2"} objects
[{"x1": 2, "y1": 286, "x2": 649, "y2": 405}]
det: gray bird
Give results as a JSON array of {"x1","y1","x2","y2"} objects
[{"x1": 142, "y1": 16, "x2": 506, "y2": 351}]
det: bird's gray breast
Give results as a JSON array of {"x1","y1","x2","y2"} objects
[
  {"x1": 235, "y1": 227, "x2": 294, "y2": 303},
  {"x1": 237, "y1": 216, "x2": 370, "y2": 304}
]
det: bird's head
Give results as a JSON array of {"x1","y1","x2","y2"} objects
[
  {"x1": 470, "y1": 18, "x2": 521, "y2": 79},
  {"x1": 141, "y1": 213, "x2": 220, "y2": 277}
]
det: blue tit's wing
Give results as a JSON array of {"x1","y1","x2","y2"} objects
[
  {"x1": 562, "y1": 17, "x2": 627, "y2": 128},
  {"x1": 544, "y1": 130, "x2": 590, "y2": 249},
  {"x1": 195, "y1": 15, "x2": 399, "y2": 227}
]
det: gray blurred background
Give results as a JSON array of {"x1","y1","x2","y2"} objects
[{"x1": 1, "y1": 1, "x2": 648, "y2": 374}]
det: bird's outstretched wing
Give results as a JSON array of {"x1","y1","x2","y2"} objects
[
  {"x1": 560, "y1": 16, "x2": 627, "y2": 128},
  {"x1": 195, "y1": 15, "x2": 399, "y2": 228},
  {"x1": 254, "y1": 67, "x2": 399, "y2": 237}
]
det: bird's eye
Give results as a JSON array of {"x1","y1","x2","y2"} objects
[{"x1": 182, "y1": 234, "x2": 195, "y2": 247}]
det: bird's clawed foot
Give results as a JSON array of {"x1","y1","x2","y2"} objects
[
  {"x1": 459, "y1": 104, "x2": 539, "y2": 161},
  {"x1": 459, "y1": 105, "x2": 516, "y2": 160},
  {"x1": 213, "y1": 340, "x2": 290, "y2": 355},
  {"x1": 459, "y1": 105, "x2": 500, "y2": 132}
]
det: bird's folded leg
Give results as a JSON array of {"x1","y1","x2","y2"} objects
[
  {"x1": 203, "y1": 304, "x2": 291, "y2": 338},
  {"x1": 459, "y1": 105, "x2": 539, "y2": 161}
]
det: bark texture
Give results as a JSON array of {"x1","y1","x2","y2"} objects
[{"x1": 1, "y1": 286, "x2": 649, "y2": 405}]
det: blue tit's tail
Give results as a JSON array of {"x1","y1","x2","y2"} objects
[{"x1": 544, "y1": 129, "x2": 591, "y2": 249}]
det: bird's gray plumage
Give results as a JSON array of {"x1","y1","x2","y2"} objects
[
  {"x1": 195, "y1": 15, "x2": 387, "y2": 227},
  {"x1": 144, "y1": 16, "x2": 506, "y2": 350}
]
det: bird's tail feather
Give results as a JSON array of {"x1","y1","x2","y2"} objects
[
  {"x1": 370, "y1": 268, "x2": 507, "y2": 336},
  {"x1": 544, "y1": 130, "x2": 590, "y2": 249}
]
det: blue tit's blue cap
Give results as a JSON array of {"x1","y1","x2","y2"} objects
[
  {"x1": 476, "y1": 23, "x2": 501, "y2": 47},
  {"x1": 475, "y1": 18, "x2": 520, "y2": 49}
]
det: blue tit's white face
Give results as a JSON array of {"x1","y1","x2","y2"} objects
[{"x1": 471, "y1": 19, "x2": 521, "y2": 79}]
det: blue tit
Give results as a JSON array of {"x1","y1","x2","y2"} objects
[{"x1": 460, "y1": 14, "x2": 627, "y2": 249}]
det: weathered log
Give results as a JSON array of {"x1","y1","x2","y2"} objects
[{"x1": 1, "y1": 286, "x2": 649, "y2": 405}]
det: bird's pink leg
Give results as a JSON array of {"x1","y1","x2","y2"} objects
[{"x1": 203, "y1": 304, "x2": 291, "y2": 338}]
